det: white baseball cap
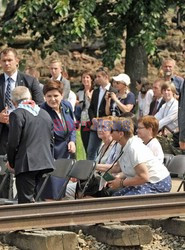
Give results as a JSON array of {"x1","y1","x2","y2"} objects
[{"x1": 112, "y1": 73, "x2": 131, "y2": 86}]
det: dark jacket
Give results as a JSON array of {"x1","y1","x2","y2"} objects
[
  {"x1": 88, "y1": 85, "x2": 117, "y2": 121},
  {"x1": 179, "y1": 79, "x2": 185, "y2": 141},
  {"x1": 0, "y1": 71, "x2": 44, "y2": 154},
  {"x1": 7, "y1": 108, "x2": 54, "y2": 176},
  {"x1": 149, "y1": 98, "x2": 166, "y2": 115},
  {"x1": 41, "y1": 100, "x2": 76, "y2": 159}
]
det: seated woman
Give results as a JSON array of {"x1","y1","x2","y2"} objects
[
  {"x1": 155, "y1": 81, "x2": 179, "y2": 147},
  {"x1": 155, "y1": 82, "x2": 178, "y2": 132},
  {"x1": 137, "y1": 78, "x2": 153, "y2": 118},
  {"x1": 96, "y1": 116, "x2": 171, "y2": 196},
  {"x1": 137, "y1": 115, "x2": 164, "y2": 163},
  {"x1": 105, "y1": 73, "x2": 135, "y2": 116},
  {"x1": 65, "y1": 117, "x2": 121, "y2": 199}
]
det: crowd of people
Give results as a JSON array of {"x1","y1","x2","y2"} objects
[{"x1": 0, "y1": 46, "x2": 184, "y2": 203}]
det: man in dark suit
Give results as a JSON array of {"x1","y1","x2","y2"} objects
[
  {"x1": 87, "y1": 67, "x2": 117, "y2": 160},
  {"x1": 149, "y1": 79, "x2": 165, "y2": 116},
  {"x1": 179, "y1": 78, "x2": 185, "y2": 150},
  {"x1": 0, "y1": 47, "x2": 44, "y2": 198},
  {"x1": 49, "y1": 58, "x2": 71, "y2": 100},
  {"x1": 6, "y1": 86, "x2": 54, "y2": 204},
  {"x1": 179, "y1": 47, "x2": 185, "y2": 150}
]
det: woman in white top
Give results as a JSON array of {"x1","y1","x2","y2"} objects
[
  {"x1": 137, "y1": 79, "x2": 153, "y2": 118},
  {"x1": 96, "y1": 116, "x2": 171, "y2": 196},
  {"x1": 155, "y1": 82, "x2": 178, "y2": 132},
  {"x1": 137, "y1": 115, "x2": 164, "y2": 163}
]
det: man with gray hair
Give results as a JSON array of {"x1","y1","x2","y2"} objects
[
  {"x1": 162, "y1": 58, "x2": 184, "y2": 96},
  {"x1": 6, "y1": 86, "x2": 54, "y2": 203}
]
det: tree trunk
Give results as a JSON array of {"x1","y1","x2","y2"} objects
[{"x1": 125, "y1": 21, "x2": 148, "y2": 93}]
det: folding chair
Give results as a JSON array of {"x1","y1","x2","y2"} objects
[
  {"x1": 35, "y1": 158, "x2": 75, "y2": 201},
  {"x1": 0, "y1": 155, "x2": 16, "y2": 205},
  {"x1": 163, "y1": 153, "x2": 174, "y2": 169},
  {"x1": 0, "y1": 155, "x2": 10, "y2": 196},
  {"x1": 67, "y1": 160, "x2": 96, "y2": 198},
  {"x1": 167, "y1": 155, "x2": 185, "y2": 192}
]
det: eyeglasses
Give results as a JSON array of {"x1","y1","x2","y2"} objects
[{"x1": 137, "y1": 126, "x2": 145, "y2": 129}]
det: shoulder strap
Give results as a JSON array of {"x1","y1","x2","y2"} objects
[
  {"x1": 97, "y1": 140, "x2": 114, "y2": 164},
  {"x1": 104, "y1": 146, "x2": 124, "y2": 174}
]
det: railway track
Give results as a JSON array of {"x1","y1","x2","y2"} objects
[{"x1": 0, "y1": 192, "x2": 185, "y2": 232}]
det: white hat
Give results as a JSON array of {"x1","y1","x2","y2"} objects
[{"x1": 112, "y1": 73, "x2": 131, "y2": 86}]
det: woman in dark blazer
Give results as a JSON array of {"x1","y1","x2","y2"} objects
[
  {"x1": 42, "y1": 80, "x2": 76, "y2": 159},
  {"x1": 41, "y1": 80, "x2": 76, "y2": 200}
]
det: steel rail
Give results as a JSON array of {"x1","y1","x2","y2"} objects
[
  {"x1": 0, "y1": 192, "x2": 184, "y2": 218},
  {"x1": 0, "y1": 201, "x2": 185, "y2": 232}
]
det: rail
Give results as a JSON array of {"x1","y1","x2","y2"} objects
[{"x1": 0, "y1": 192, "x2": 185, "y2": 232}]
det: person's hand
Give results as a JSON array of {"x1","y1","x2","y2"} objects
[
  {"x1": 6, "y1": 162, "x2": 15, "y2": 174},
  {"x1": 92, "y1": 117, "x2": 97, "y2": 124},
  {"x1": 109, "y1": 92, "x2": 117, "y2": 102},
  {"x1": 105, "y1": 92, "x2": 111, "y2": 101},
  {"x1": 107, "y1": 178, "x2": 122, "y2": 189},
  {"x1": 179, "y1": 141, "x2": 185, "y2": 150},
  {"x1": 91, "y1": 117, "x2": 98, "y2": 130},
  {"x1": 68, "y1": 141, "x2": 76, "y2": 153},
  {"x1": 70, "y1": 177, "x2": 77, "y2": 182},
  {"x1": 0, "y1": 109, "x2": 9, "y2": 124}
]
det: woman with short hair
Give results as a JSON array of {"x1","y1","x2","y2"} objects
[
  {"x1": 137, "y1": 115, "x2": 164, "y2": 163},
  {"x1": 96, "y1": 116, "x2": 171, "y2": 196},
  {"x1": 155, "y1": 81, "x2": 178, "y2": 132},
  {"x1": 42, "y1": 80, "x2": 76, "y2": 160},
  {"x1": 40, "y1": 80, "x2": 76, "y2": 200}
]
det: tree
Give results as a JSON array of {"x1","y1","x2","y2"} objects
[{"x1": 0, "y1": 0, "x2": 183, "y2": 87}]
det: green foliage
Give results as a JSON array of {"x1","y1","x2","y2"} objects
[
  {"x1": 76, "y1": 130, "x2": 86, "y2": 160},
  {"x1": 0, "y1": 0, "x2": 181, "y2": 67}
]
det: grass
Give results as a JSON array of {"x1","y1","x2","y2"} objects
[{"x1": 76, "y1": 130, "x2": 86, "y2": 160}]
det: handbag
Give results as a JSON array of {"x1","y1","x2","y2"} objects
[{"x1": 75, "y1": 147, "x2": 124, "y2": 198}]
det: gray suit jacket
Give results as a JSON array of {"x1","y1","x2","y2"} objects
[
  {"x1": 0, "y1": 71, "x2": 44, "y2": 154},
  {"x1": 7, "y1": 108, "x2": 54, "y2": 176},
  {"x1": 60, "y1": 76, "x2": 71, "y2": 100}
]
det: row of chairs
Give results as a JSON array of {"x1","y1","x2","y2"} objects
[
  {"x1": 35, "y1": 158, "x2": 96, "y2": 201},
  {"x1": 0, "y1": 157, "x2": 96, "y2": 202},
  {"x1": 1, "y1": 154, "x2": 185, "y2": 203},
  {"x1": 164, "y1": 154, "x2": 185, "y2": 192},
  {"x1": 37, "y1": 154, "x2": 185, "y2": 199}
]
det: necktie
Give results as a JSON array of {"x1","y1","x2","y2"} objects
[
  {"x1": 152, "y1": 100, "x2": 158, "y2": 115},
  {"x1": 5, "y1": 77, "x2": 13, "y2": 109}
]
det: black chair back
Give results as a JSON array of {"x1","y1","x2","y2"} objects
[
  {"x1": 167, "y1": 155, "x2": 185, "y2": 191},
  {"x1": 35, "y1": 158, "x2": 75, "y2": 201}
]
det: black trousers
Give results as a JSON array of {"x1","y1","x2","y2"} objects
[
  {"x1": 16, "y1": 170, "x2": 46, "y2": 204},
  {"x1": 81, "y1": 124, "x2": 91, "y2": 154},
  {"x1": 0, "y1": 174, "x2": 13, "y2": 199}
]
